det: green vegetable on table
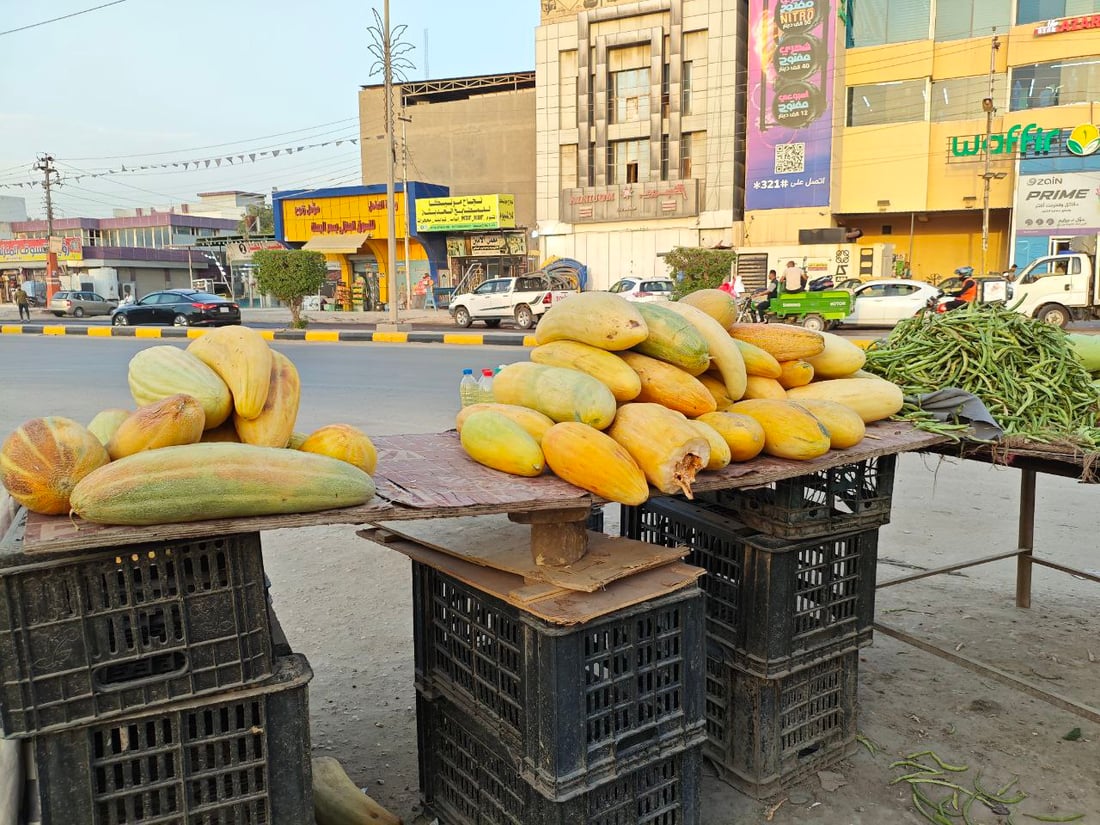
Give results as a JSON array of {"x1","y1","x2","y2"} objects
[{"x1": 864, "y1": 303, "x2": 1100, "y2": 449}]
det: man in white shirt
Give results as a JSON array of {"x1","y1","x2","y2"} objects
[{"x1": 782, "y1": 260, "x2": 806, "y2": 293}]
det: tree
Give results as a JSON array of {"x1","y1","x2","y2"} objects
[
  {"x1": 251, "y1": 249, "x2": 326, "y2": 328},
  {"x1": 239, "y1": 203, "x2": 274, "y2": 237},
  {"x1": 664, "y1": 246, "x2": 737, "y2": 299}
]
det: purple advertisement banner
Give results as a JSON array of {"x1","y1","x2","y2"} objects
[{"x1": 745, "y1": 0, "x2": 835, "y2": 211}]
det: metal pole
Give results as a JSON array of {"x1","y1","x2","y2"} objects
[
  {"x1": 384, "y1": 0, "x2": 399, "y2": 323},
  {"x1": 980, "y1": 35, "x2": 1000, "y2": 278},
  {"x1": 401, "y1": 111, "x2": 413, "y2": 310}
]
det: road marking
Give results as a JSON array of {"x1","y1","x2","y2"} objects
[
  {"x1": 304, "y1": 330, "x2": 340, "y2": 342},
  {"x1": 522, "y1": 334, "x2": 538, "y2": 347},
  {"x1": 134, "y1": 328, "x2": 162, "y2": 338},
  {"x1": 42, "y1": 325, "x2": 66, "y2": 336},
  {"x1": 442, "y1": 333, "x2": 484, "y2": 346},
  {"x1": 87, "y1": 327, "x2": 112, "y2": 337},
  {"x1": 1, "y1": 325, "x2": 24, "y2": 334},
  {"x1": 373, "y1": 331, "x2": 409, "y2": 343},
  {"x1": 259, "y1": 330, "x2": 276, "y2": 341}
]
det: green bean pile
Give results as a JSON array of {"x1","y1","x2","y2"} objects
[{"x1": 864, "y1": 303, "x2": 1100, "y2": 448}]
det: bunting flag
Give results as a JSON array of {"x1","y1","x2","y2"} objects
[{"x1": 0, "y1": 135, "x2": 363, "y2": 189}]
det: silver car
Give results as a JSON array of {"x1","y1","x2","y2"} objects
[{"x1": 48, "y1": 290, "x2": 116, "y2": 318}]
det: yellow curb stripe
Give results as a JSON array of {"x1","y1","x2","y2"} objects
[
  {"x1": 186, "y1": 328, "x2": 206, "y2": 339},
  {"x1": 259, "y1": 330, "x2": 275, "y2": 341},
  {"x1": 42, "y1": 325, "x2": 67, "y2": 335},
  {"x1": 442, "y1": 333, "x2": 484, "y2": 346},
  {"x1": 522, "y1": 334, "x2": 538, "y2": 347},
  {"x1": 87, "y1": 327, "x2": 112, "y2": 337},
  {"x1": 1, "y1": 325, "x2": 24, "y2": 334},
  {"x1": 134, "y1": 328, "x2": 163, "y2": 338},
  {"x1": 304, "y1": 330, "x2": 340, "y2": 342},
  {"x1": 372, "y1": 331, "x2": 408, "y2": 343}
]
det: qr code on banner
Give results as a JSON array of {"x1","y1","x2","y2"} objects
[{"x1": 774, "y1": 142, "x2": 805, "y2": 174}]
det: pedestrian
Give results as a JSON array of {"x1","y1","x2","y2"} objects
[
  {"x1": 414, "y1": 273, "x2": 433, "y2": 309},
  {"x1": 14, "y1": 285, "x2": 30, "y2": 321},
  {"x1": 782, "y1": 260, "x2": 806, "y2": 293},
  {"x1": 1003, "y1": 264, "x2": 1018, "y2": 282}
]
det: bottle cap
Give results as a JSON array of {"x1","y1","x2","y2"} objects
[
  {"x1": 462, "y1": 368, "x2": 473, "y2": 375},
  {"x1": 482, "y1": 368, "x2": 493, "y2": 376}
]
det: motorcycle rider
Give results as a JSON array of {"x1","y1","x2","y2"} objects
[{"x1": 942, "y1": 266, "x2": 978, "y2": 312}]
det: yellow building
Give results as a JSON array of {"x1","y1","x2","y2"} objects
[{"x1": 743, "y1": 0, "x2": 1100, "y2": 282}]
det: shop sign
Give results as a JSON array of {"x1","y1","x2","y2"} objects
[
  {"x1": 1066, "y1": 123, "x2": 1100, "y2": 157},
  {"x1": 445, "y1": 237, "x2": 467, "y2": 257},
  {"x1": 469, "y1": 235, "x2": 506, "y2": 256},
  {"x1": 1034, "y1": 14, "x2": 1100, "y2": 36},
  {"x1": 280, "y1": 193, "x2": 406, "y2": 242},
  {"x1": 950, "y1": 123, "x2": 1058, "y2": 157},
  {"x1": 744, "y1": 0, "x2": 835, "y2": 210},
  {"x1": 225, "y1": 240, "x2": 285, "y2": 262},
  {"x1": 560, "y1": 180, "x2": 699, "y2": 224},
  {"x1": 0, "y1": 236, "x2": 82, "y2": 262},
  {"x1": 1014, "y1": 171, "x2": 1100, "y2": 236},
  {"x1": 415, "y1": 195, "x2": 516, "y2": 232}
]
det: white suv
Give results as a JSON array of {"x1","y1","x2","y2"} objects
[{"x1": 608, "y1": 278, "x2": 674, "y2": 302}]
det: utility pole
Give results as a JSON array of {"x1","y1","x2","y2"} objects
[
  {"x1": 980, "y1": 35, "x2": 1002, "y2": 278},
  {"x1": 383, "y1": 0, "x2": 401, "y2": 327},
  {"x1": 400, "y1": 109, "x2": 413, "y2": 310},
  {"x1": 34, "y1": 153, "x2": 61, "y2": 302}
]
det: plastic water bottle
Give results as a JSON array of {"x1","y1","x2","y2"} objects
[
  {"x1": 477, "y1": 368, "x2": 495, "y2": 403},
  {"x1": 459, "y1": 369, "x2": 479, "y2": 408}
]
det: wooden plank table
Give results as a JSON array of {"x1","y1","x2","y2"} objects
[{"x1": 2, "y1": 422, "x2": 946, "y2": 566}]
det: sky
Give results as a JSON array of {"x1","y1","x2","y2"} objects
[{"x1": 0, "y1": 0, "x2": 540, "y2": 220}]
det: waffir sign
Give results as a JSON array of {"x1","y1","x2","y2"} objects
[{"x1": 950, "y1": 123, "x2": 1058, "y2": 157}]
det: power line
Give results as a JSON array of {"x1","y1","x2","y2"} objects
[{"x1": 0, "y1": 0, "x2": 128, "y2": 37}]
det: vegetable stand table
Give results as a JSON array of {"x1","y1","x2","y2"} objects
[{"x1": 874, "y1": 438, "x2": 1100, "y2": 724}]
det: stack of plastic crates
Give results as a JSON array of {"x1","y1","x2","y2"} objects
[
  {"x1": 620, "y1": 457, "x2": 893, "y2": 797},
  {"x1": 0, "y1": 530, "x2": 315, "y2": 825},
  {"x1": 411, "y1": 560, "x2": 707, "y2": 825}
]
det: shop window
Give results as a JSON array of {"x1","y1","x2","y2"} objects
[
  {"x1": 935, "y1": 0, "x2": 1011, "y2": 41},
  {"x1": 931, "y1": 74, "x2": 1007, "y2": 121},
  {"x1": 608, "y1": 139, "x2": 649, "y2": 185},
  {"x1": 847, "y1": 79, "x2": 927, "y2": 126},
  {"x1": 845, "y1": 0, "x2": 930, "y2": 47},
  {"x1": 1018, "y1": 0, "x2": 1100, "y2": 24},
  {"x1": 1011, "y1": 58, "x2": 1100, "y2": 110},
  {"x1": 610, "y1": 67, "x2": 650, "y2": 124}
]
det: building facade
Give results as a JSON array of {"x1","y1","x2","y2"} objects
[
  {"x1": 2, "y1": 213, "x2": 239, "y2": 303},
  {"x1": 743, "y1": 0, "x2": 1100, "y2": 281},
  {"x1": 535, "y1": 0, "x2": 747, "y2": 290}
]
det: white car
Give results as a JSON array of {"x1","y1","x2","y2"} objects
[
  {"x1": 608, "y1": 278, "x2": 674, "y2": 302},
  {"x1": 839, "y1": 279, "x2": 942, "y2": 327},
  {"x1": 449, "y1": 274, "x2": 576, "y2": 329}
]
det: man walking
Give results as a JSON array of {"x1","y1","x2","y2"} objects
[{"x1": 14, "y1": 285, "x2": 30, "y2": 321}]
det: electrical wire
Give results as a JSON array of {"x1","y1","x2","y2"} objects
[{"x1": 0, "y1": 0, "x2": 128, "y2": 37}]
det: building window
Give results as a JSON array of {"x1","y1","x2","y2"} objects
[
  {"x1": 935, "y1": 0, "x2": 1011, "y2": 41},
  {"x1": 846, "y1": 79, "x2": 927, "y2": 126},
  {"x1": 931, "y1": 74, "x2": 1007, "y2": 121},
  {"x1": 680, "y1": 133, "x2": 694, "y2": 179},
  {"x1": 661, "y1": 64, "x2": 670, "y2": 119},
  {"x1": 588, "y1": 142, "x2": 596, "y2": 186},
  {"x1": 608, "y1": 139, "x2": 649, "y2": 185},
  {"x1": 1010, "y1": 58, "x2": 1100, "y2": 110},
  {"x1": 846, "y1": 0, "x2": 930, "y2": 47},
  {"x1": 661, "y1": 135, "x2": 670, "y2": 180},
  {"x1": 1018, "y1": 0, "x2": 1100, "y2": 24},
  {"x1": 610, "y1": 67, "x2": 650, "y2": 124},
  {"x1": 681, "y1": 61, "x2": 693, "y2": 115}
]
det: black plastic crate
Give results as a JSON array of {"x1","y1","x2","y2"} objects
[
  {"x1": 412, "y1": 561, "x2": 706, "y2": 801},
  {"x1": 621, "y1": 497, "x2": 877, "y2": 678},
  {"x1": 30, "y1": 653, "x2": 314, "y2": 825},
  {"x1": 0, "y1": 533, "x2": 273, "y2": 737},
  {"x1": 700, "y1": 456, "x2": 897, "y2": 540},
  {"x1": 703, "y1": 648, "x2": 858, "y2": 799},
  {"x1": 418, "y1": 692, "x2": 701, "y2": 825}
]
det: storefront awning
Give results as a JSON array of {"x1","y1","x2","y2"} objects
[{"x1": 302, "y1": 234, "x2": 370, "y2": 254}]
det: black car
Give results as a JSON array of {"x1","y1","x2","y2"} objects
[{"x1": 111, "y1": 289, "x2": 241, "y2": 327}]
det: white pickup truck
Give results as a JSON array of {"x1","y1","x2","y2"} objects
[
  {"x1": 449, "y1": 273, "x2": 577, "y2": 329},
  {"x1": 1010, "y1": 234, "x2": 1100, "y2": 327}
]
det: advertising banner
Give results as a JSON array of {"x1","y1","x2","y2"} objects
[
  {"x1": 0, "y1": 236, "x2": 82, "y2": 262},
  {"x1": 1015, "y1": 171, "x2": 1100, "y2": 236},
  {"x1": 415, "y1": 195, "x2": 516, "y2": 232},
  {"x1": 280, "y1": 194, "x2": 407, "y2": 242},
  {"x1": 744, "y1": 0, "x2": 835, "y2": 210}
]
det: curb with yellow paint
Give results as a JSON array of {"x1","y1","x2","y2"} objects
[{"x1": 0, "y1": 322, "x2": 538, "y2": 347}]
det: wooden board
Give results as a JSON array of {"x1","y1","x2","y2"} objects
[
  {"x1": 371, "y1": 432, "x2": 588, "y2": 508},
  {"x1": 6, "y1": 422, "x2": 946, "y2": 559},
  {"x1": 384, "y1": 536, "x2": 704, "y2": 626},
  {"x1": 371, "y1": 515, "x2": 689, "y2": 593},
  {"x1": 923, "y1": 439, "x2": 1100, "y2": 483}
]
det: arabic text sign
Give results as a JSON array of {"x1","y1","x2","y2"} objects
[
  {"x1": 1014, "y1": 171, "x2": 1100, "y2": 235},
  {"x1": 416, "y1": 194, "x2": 516, "y2": 232},
  {"x1": 0, "y1": 236, "x2": 83, "y2": 262}
]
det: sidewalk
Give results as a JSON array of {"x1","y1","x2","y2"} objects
[{"x1": 0, "y1": 303, "x2": 534, "y2": 346}]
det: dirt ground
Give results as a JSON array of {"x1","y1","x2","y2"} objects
[{"x1": 261, "y1": 451, "x2": 1099, "y2": 825}]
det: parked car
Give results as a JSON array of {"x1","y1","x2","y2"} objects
[
  {"x1": 837, "y1": 279, "x2": 942, "y2": 327},
  {"x1": 48, "y1": 290, "x2": 117, "y2": 318},
  {"x1": 449, "y1": 273, "x2": 577, "y2": 329},
  {"x1": 110, "y1": 289, "x2": 241, "y2": 327},
  {"x1": 608, "y1": 278, "x2": 674, "y2": 302}
]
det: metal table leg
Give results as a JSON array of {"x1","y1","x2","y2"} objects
[{"x1": 1015, "y1": 468, "x2": 1036, "y2": 609}]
